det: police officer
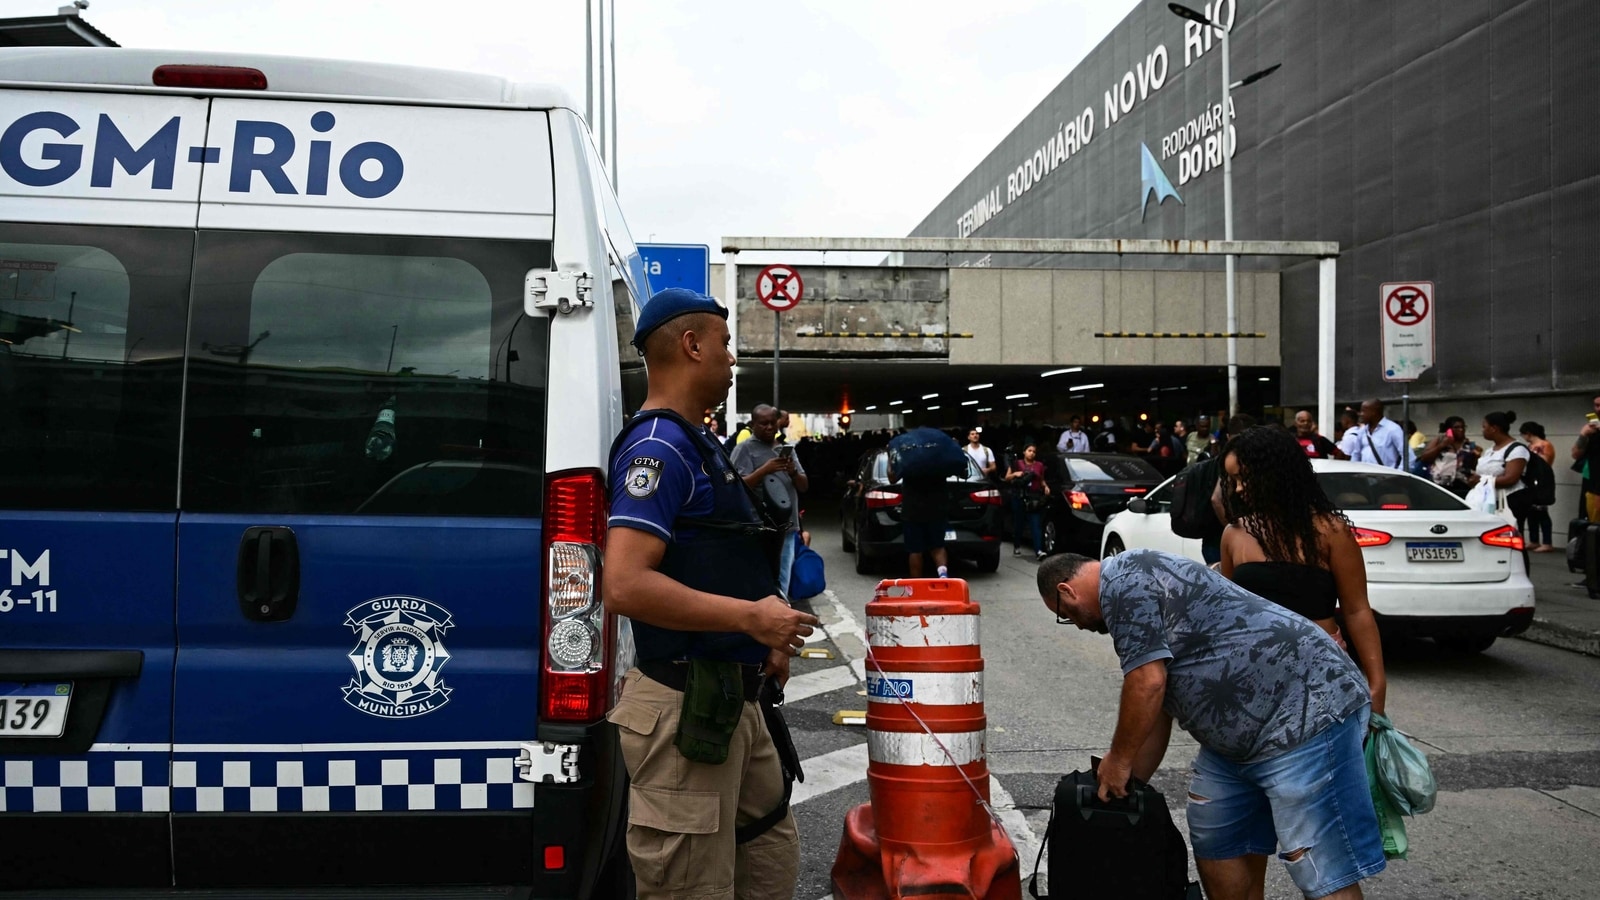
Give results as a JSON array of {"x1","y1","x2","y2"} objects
[{"x1": 603, "y1": 288, "x2": 818, "y2": 899}]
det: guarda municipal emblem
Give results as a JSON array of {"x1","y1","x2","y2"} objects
[{"x1": 342, "y1": 596, "x2": 454, "y2": 719}]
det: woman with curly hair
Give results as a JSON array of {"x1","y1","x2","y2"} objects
[{"x1": 1219, "y1": 427, "x2": 1387, "y2": 717}]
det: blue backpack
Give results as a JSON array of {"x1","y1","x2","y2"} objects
[{"x1": 789, "y1": 533, "x2": 827, "y2": 601}]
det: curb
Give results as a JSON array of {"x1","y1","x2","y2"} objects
[{"x1": 1516, "y1": 618, "x2": 1600, "y2": 658}]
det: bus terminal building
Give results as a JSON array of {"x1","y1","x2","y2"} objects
[{"x1": 905, "y1": 0, "x2": 1596, "y2": 450}]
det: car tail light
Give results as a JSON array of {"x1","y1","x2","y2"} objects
[
  {"x1": 1123, "y1": 487, "x2": 1148, "y2": 494},
  {"x1": 1351, "y1": 526, "x2": 1392, "y2": 547},
  {"x1": 969, "y1": 488, "x2": 1002, "y2": 505},
  {"x1": 865, "y1": 489, "x2": 901, "y2": 509},
  {"x1": 1380, "y1": 503, "x2": 1409, "y2": 509},
  {"x1": 541, "y1": 469, "x2": 611, "y2": 723},
  {"x1": 1068, "y1": 490, "x2": 1091, "y2": 510},
  {"x1": 1480, "y1": 525, "x2": 1525, "y2": 551},
  {"x1": 153, "y1": 65, "x2": 268, "y2": 90}
]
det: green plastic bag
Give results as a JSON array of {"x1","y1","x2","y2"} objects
[
  {"x1": 1369, "y1": 712, "x2": 1437, "y2": 815},
  {"x1": 1365, "y1": 734, "x2": 1409, "y2": 860}
]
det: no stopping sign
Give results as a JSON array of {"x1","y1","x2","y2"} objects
[{"x1": 756, "y1": 265, "x2": 804, "y2": 312}]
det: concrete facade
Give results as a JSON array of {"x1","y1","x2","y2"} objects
[{"x1": 949, "y1": 267, "x2": 1279, "y2": 368}]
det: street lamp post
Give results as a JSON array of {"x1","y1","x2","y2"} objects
[{"x1": 1168, "y1": 4, "x2": 1278, "y2": 419}]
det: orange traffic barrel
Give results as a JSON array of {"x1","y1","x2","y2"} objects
[{"x1": 830, "y1": 578, "x2": 1019, "y2": 900}]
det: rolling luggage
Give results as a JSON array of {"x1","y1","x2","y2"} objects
[
  {"x1": 1029, "y1": 761, "x2": 1201, "y2": 899},
  {"x1": 1570, "y1": 519, "x2": 1600, "y2": 599}
]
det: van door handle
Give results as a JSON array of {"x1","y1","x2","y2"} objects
[{"x1": 236, "y1": 526, "x2": 299, "y2": 622}]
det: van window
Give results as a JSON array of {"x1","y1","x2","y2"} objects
[
  {"x1": 182, "y1": 231, "x2": 552, "y2": 516},
  {"x1": 0, "y1": 224, "x2": 191, "y2": 511}
]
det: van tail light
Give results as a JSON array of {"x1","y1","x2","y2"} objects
[
  {"x1": 969, "y1": 488, "x2": 1002, "y2": 505},
  {"x1": 1479, "y1": 525, "x2": 1525, "y2": 551},
  {"x1": 153, "y1": 65, "x2": 268, "y2": 90},
  {"x1": 865, "y1": 490, "x2": 902, "y2": 509},
  {"x1": 541, "y1": 469, "x2": 611, "y2": 723},
  {"x1": 1068, "y1": 490, "x2": 1091, "y2": 510},
  {"x1": 1351, "y1": 527, "x2": 1392, "y2": 547}
]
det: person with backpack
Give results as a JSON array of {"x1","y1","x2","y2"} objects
[
  {"x1": 1519, "y1": 422, "x2": 1558, "y2": 552},
  {"x1": 1466, "y1": 410, "x2": 1530, "y2": 524},
  {"x1": 887, "y1": 426, "x2": 967, "y2": 577},
  {"x1": 1037, "y1": 550, "x2": 1385, "y2": 900}
]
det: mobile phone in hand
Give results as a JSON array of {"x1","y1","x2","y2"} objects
[{"x1": 776, "y1": 445, "x2": 794, "y2": 460}]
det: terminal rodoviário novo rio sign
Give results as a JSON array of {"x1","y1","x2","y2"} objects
[{"x1": 954, "y1": 0, "x2": 1241, "y2": 238}]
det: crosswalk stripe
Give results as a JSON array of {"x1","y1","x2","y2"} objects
[
  {"x1": 784, "y1": 665, "x2": 860, "y2": 703},
  {"x1": 988, "y1": 774, "x2": 1042, "y2": 876},
  {"x1": 790, "y1": 742, "x2": 869, "y2": 806}
]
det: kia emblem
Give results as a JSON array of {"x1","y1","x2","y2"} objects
[{"x1": 1430, "y1": 524, "x2": 1448, "y2": 534}]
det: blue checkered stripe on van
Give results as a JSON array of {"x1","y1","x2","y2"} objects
[{"x1": 2, "y1": 747, "x2": 533, "y2": 812}]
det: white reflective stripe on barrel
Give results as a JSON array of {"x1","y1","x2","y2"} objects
[
  {"x1": 867, "y1": 614, "x2": 980, "y2": 648},
  {"x1": 865, "y1": 670, "x2": 983, "y2": 706},
  {"x1": 867, "y1": 729, "x2": 986, "y2": 767}
]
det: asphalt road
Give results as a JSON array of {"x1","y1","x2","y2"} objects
[{"x1": 782, "y1": 509, "x2": 1600, "y2": 900}]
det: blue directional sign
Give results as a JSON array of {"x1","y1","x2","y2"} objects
[{"x1": 638, "y1": 243, "x2": 711, "y2": 296}]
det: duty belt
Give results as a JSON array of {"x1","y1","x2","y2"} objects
[{"x1": 639, "y1": 659, "x2": 764, "y2": 702}]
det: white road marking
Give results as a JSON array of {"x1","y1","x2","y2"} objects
[
  {"x1": 784, "y1": 665, "x2": 860, "y2": 703},
  {"x1": 989, "y1": 774, "x2": 1042, "y2": 878},
  {"x1": 791, "y1": 742, "x2": 870, "y2": 806}
]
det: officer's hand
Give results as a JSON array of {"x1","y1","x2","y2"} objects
[
  {"x1": 747, "y1": 595, "x2": 818, "y2": 653},
  {"x1": 763, "y1": 647, "x2": 792, "y2": 688}
]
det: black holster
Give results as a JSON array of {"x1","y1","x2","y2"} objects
[{"x1": 736, "y1": 677, "x2": 804, "y2": 845}]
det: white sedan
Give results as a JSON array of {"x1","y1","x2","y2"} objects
[{"x1": 1101, "y1": 459, "x2": 1535, "y2": 653}]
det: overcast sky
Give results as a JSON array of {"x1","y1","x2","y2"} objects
[{"x1": 89, "y1": 0, "x2": 1137, "y2": 262}]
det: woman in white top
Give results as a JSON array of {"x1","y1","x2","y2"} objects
[{"x1": 1467, "y1": 410, "x2": 1528, "y2": 523}]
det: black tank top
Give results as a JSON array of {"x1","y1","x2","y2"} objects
[{"x1": 1232, "y1": 561, "x2": 1339, "y2": 621}]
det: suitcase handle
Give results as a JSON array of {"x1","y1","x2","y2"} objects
[{"x1": 1075, "y1": 782, "x2": 1146, "y2": 824}]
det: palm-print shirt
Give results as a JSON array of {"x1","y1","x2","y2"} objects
[{"x1": 1100, "y1": 549, "x2": 1369, "y2": 763}]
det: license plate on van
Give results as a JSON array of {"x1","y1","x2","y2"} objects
[
  {"x1": 1406, "y1": 542, "x2": 1463, "y2": 562},
  {"x1": 0, "y1": 683, "x2": 72, "y2": 737}
]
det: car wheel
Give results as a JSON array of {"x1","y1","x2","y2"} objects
[
  {"x1": 975, "y1": 548, "x2": 1000, "y2": 573},
  {"x1": 1043, "y1": 520, "x2": 1058, "y2": 555},
  {"x1": 1102, "y1": 535, "x2": 1126, "y2": 559},
  {"x1": 854, "y1": 536, "x2": 873, "y2": 575},
  {"x1": 1436, "y1": 635, "x2": 1496, "y2": 654}
]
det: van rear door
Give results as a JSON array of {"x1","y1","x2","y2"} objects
[
  {"x1": 0, "y1": 90, "x2": 208, "y2": 889},
  {"x1": 169, "y1": 99, "x2": 559, "y2": 887}
]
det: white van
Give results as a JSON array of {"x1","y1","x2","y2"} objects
[{"x1": 0, "y1": 47, "x2": 644, "y2": 894}]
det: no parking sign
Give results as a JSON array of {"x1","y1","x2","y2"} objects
[{"x1": 1381, "y1": 281, "x2": 1434, "y2": 382}]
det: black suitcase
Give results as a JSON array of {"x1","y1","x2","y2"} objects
[
  {"x1": 1028, "y1": 761, "x2": 1201, "y2": 899},
  {"x1": 1566, "y1": 518, "x2": 1588, "y2": 573}
]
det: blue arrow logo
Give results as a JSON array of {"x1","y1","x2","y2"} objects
[{"x1": 1139, "y1": 142, "x2": 1183, "y2": 221}]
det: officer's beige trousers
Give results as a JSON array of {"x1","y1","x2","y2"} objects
[{"x1": 607, "y1": 668, "x2": 800, "y2": 900}]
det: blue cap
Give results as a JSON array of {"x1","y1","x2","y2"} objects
[{"x1": 631, "y1": 287, "x2": 727, "y2": 350}]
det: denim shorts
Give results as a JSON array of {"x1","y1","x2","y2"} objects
[{"x1": 1187, "y1": 705, "x2": 1386, "y2": 898}]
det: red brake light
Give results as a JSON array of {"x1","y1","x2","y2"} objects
[
  {"x1": 1480, "y1": 525, "x2": 1525, "y2": 551},
  {"x1": 1351, "y1": 526, "x2": 1392, "y2": 547},
  {"x1": 969, "y1": 488, "x2": 1002, "y2": 505},
  {"x1": 865, "y1": 489, "x2": 902, "y2": 509},
  {"x1": 541, "y1": 469, "x2": 610, "y2": 723},
  {"x1": 1068, "y1": 490, "x2": 1091, "y2": 510},
  {"x1": 1124, "y1": 487, "x2": 1148, "y2": 494},
  {"x1": 1380, "y1": 503, "x2": 1409, "y2": 509},
  {"x1": 153, "y1": 65, "x2": 268, "y2": 90}
]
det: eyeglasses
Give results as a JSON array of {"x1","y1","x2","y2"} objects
[{"x1": 1053, "y1": 590, "x2": 1074, "y2": 627}]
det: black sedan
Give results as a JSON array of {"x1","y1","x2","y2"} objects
[
  {"x1": 840, "y1": 449, "x2": 1004, "y2": 574},
  {"x1": 1040, "y1": 453, "x2": 1164, "y2": 556}
]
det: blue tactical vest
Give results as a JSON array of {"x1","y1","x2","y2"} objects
[{"x1": 608, "y1": 409, "x2": 782, "y2": 666}]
